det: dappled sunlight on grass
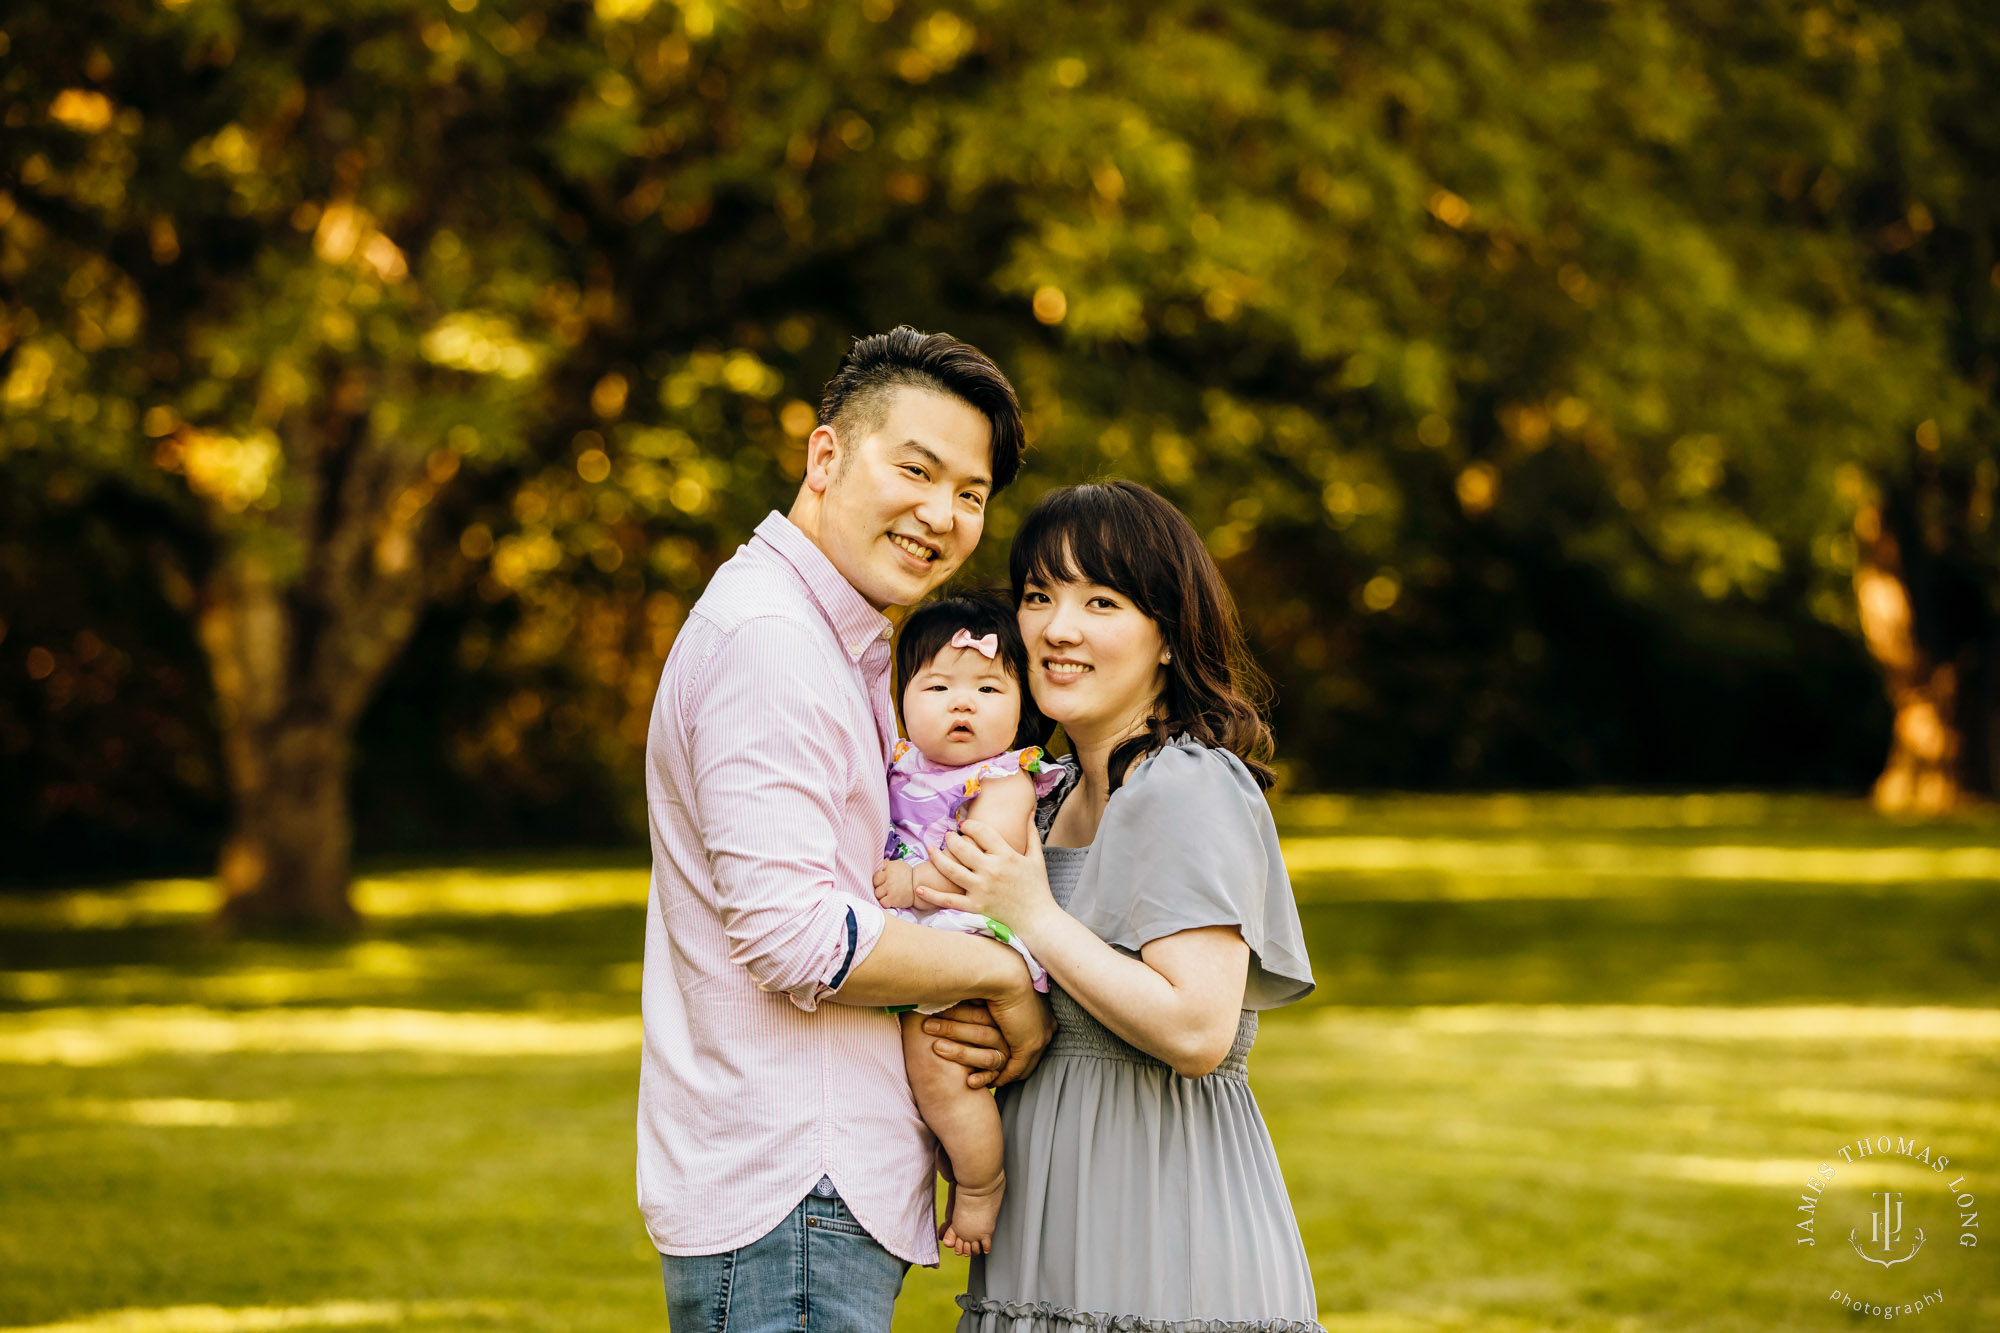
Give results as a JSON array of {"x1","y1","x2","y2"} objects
[
  {"x1": 0, "y1": 1007, "x2": 639, "y2": 1065},
  {"x1": 1396, "y1": 1003, "x2": 2000, "y2": 1042},
  {"x1": 10, "y1": 798, "x2": 1994, "y2": 935},
  {"x1": 1283, "y1": 790, "x2": 1802, "y2": 830},
  {"x1": 60, "y1": 1099, "x2": 295, "y2": 1128},
  {"x1": 1628, "y1": 1153, "x2": 1943, "y2": 1188},
  {"x1": 1767, "y1": 1087, "x2": 2000, "y2": 1128},
  {"x1": 1275, "y1": 790, "x2": 1970, "y2": 832},
  {"x1": 2, "y1": 795, "x2": 1995, "y2": 1331},
  {"x1": 352, "y1": 869, "x2": 649, "y2": 918},
  {"x1": 1285, "y1": 836, "x2": 2000, "y2": 889},
  {"x1": 0, "y1": 867, "x2": 652, "y2": 932},
  {"x1": 1231, "y1": 996, "x2": 2000, "y2": 1331},
  {"x1": 0, "y1": 932, "x2": 632, "y2": 1008},
  {"x1": 1313, "y1": 1315, "x2": 1553, "y2": 1333},
  {"x1": 0, "y1": 1302, "x2": 511, "y2": 1332},
  {"x1": 0, "y1": 880, "x2": 219, "y2": 931}
]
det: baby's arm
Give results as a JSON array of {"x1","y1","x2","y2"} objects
[
  {"x1": 874, "y1": 859, "x2": 917, "y2": 909},
  {"x1": 958, "y1": 771, "x2": 1038, "y2": 854},
  {"x1": 908, "y1": 771, "x2": 1039, "y2": 900},
  {"x1": 874, "y1": 772, "x2": 1041, "y2": 908}
]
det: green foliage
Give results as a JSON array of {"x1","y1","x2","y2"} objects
[{"x1": 2, "y1": 0, "x2": 1995, "y2": 859}]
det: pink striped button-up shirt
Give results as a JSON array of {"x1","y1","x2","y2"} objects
[{"x1": 638, "y1": 511, "x2": 939, "y2": 1265}]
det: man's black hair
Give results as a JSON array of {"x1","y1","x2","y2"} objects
[
  {"x1": 817, "y1": 326, "x2": 1025, "y2": 493},
  {"x1": 894, "y1": 588, "x2": 1051, "y2": 751}
]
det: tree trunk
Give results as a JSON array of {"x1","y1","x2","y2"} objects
[
  {"x1": 216, "y1": 718, "x2": 359, "y2": 930},
  {"x1": 1853, "y1": 505, "x2": 1964, "y2": 815},
  {"x1": 195, "y1": 406, "x2": 443, "y2": 929}
]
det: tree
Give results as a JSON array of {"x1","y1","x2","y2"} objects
[
  {"x1": 920, "y1": 0, "x2": 1993, "y2": 806},
  {"x1": 5, "y1": 0, "x2": 1994, "y2": 924},
  {"x1": 0, "y1": 0, "x2": 1067, "y2": 921}
]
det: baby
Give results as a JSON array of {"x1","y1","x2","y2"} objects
[{"x1": 872, "y1": 590, "x2": 1066, "y2": 1258}]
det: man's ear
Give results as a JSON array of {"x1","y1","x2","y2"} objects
[{"x1": 803, "y1": 424, "x2": 841, "y2": 495}]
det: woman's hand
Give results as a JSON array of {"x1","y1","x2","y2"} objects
[{"x1": 918, "y1": 819, "x2": 1060, "y2": 936}]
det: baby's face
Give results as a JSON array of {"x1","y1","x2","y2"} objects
[{"x1": 902, "y1": 645, "x2": 1023, "y2": 766}]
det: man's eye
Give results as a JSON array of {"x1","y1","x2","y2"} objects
[{"x1": 961, "y1": 492, "x2": 985, "y2": 507}]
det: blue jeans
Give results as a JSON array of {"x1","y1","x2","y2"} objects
[{"x1": 660, "y1": 1190, "x2": 909, "y2": 1333}]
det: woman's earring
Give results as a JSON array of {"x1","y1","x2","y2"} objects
[{"x1": 1162, "y1": 650, "x2": 1172, "y2": 664}]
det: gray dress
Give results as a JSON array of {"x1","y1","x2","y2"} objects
[{"x1": 957, "y1": 738, "x2": 1324, "y2": 1333}]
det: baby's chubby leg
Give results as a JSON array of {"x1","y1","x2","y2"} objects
[{"x1": 901, "y1": 1011, "x2": 1005, "y2": 1257}]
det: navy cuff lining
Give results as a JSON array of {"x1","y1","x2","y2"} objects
[{"x1": 828, "y1": 906, "x2": 859, "y2": 989}]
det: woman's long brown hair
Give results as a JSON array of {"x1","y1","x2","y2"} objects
[{"x1": 1009, "y1": 480, "x2": 1276, "y2": 792}]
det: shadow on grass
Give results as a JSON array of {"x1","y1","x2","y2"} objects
[{"x1": 2, "y1": 797, "x2": 1996, "y2": 1331}]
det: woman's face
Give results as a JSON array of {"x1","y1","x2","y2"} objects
[{"x1": 1017, "y1": 575, "x2": 1169, "y2": 743}]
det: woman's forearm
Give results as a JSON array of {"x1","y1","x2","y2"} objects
[{"x1": 1015, "y1": 904, "x2": 1248, "y2": 1078}]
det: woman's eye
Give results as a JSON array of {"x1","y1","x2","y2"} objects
[
  {"x1": 1089, "y1": 596, "x2": 1117, "y2": 609},
  {"x1": 1022, "y1": 591, "x2": 1047, "y2": 604}
]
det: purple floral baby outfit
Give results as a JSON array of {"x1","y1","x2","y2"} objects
[{"x1": 885, "y1": 739, "x2": 1067, "y2": 1007}]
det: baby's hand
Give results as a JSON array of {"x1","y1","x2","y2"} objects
[{"x1": 873, "y1": 859, "x2": 917, "y2": 909}]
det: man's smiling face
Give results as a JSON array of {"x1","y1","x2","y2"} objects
[{"x1": 804, "y1": 386, "x2": 994, "y2": 610}]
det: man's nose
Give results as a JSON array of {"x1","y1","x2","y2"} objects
[{"x1": 913, "y1": 487, "x2": 954, "y2": 534}]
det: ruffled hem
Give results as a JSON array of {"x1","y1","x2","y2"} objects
[
  {"x1": 966, "y1": 746, "x2": 1069, "y2": 803},
  {"x1": 956, "y1": 1297, "x2": 1325, "y2": 1333}
]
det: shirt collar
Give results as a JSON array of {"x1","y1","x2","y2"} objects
[{"x1": 752, "y1": 511, "x2": 893, "y2": 664}]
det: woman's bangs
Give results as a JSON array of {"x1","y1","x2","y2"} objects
[{"x1": 1010, "y1": 487, "x2": 1143, "y2": 601}]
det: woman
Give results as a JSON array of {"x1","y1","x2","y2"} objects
[{"x1": 921, "y1": 481, "x2": 1323, "y2": 1331}]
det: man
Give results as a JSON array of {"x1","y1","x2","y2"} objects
[{"x1": 639, "y1": 327, "x2": 1053, "y2": 1331}]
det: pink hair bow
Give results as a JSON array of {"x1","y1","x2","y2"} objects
[{"x1": 949, "y1": 628, "x2": 999, "y2": 658}]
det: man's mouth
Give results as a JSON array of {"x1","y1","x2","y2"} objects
[
  {"x1": 888, "y1": 533, "x2": 939, "y2": 563},
  {"x1": 1044, "y1": 659, "x2": 1091, "y2": 678}
]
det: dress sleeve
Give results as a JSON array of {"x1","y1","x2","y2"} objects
[
  {"x1": 1067, "y1": 740, "x2": 1315, "y2": 1011},
  {"x1": 967, "y1": 746, "x2": 1070, "y2": 801}
]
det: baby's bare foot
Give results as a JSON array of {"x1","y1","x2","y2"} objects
[{"x1": 940, "y1": 1171, "x2": 1005, "y2": 1257}]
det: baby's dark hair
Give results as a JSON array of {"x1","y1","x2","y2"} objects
[{"x1": 894, "y1": 588, "x2": 1051, "y2": 751}]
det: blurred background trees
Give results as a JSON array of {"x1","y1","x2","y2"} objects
[{"x1": 2, "y1": 0, "x2": 1994, "y2": 921}]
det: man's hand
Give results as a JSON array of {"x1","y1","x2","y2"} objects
[
  {"x1": 872, "y1": 858, "x2": 917, "y2": 910},
  {"x1": 986, "y1": 974, "x2": 1054, "y2": 1086},
  {"x1": 924, "y1": 991, "x2": 1052, "y2": 1090}
]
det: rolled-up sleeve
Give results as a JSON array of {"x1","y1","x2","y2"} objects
[{"x1": 686, "y1": 615, "x2": 887, "y2": 1010}]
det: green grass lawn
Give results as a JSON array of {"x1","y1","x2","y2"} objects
[{"x1": 2, "y1": 794, "x2": 1996, "y2": 1332}]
